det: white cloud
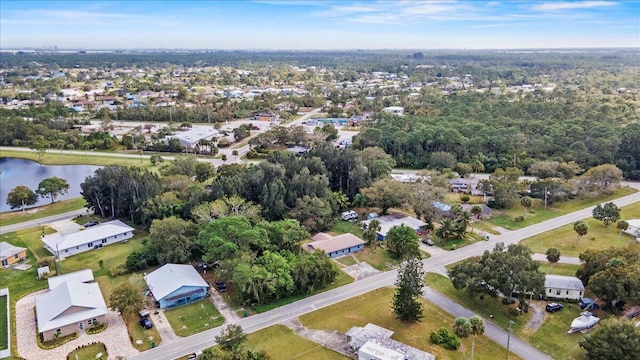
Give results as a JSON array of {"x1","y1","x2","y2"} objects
[{"x1": 531, "y1": 1, "x2": 618, "y2": 11}]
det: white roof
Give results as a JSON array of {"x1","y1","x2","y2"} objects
[
  {"x1": 0, "y1": 241, "x2": 26, "y2": 259},
  {"x1": 144, "y1": 264, "x2": 209, "y2": 301},
  {"x1": 167, "y1": 127, "x2": 220, "y2": 147},
  {"x1": 359, "y1": 341, "x2": 404, "y2": 360},
  {"x1": 41, "y1": 220, "x2": 134, "y2": 252},
  {"x1": 35, "y1": 281, "x2": 108, "y2": 333},
  {"x1": 362, "y1": 215, "x2": 427, "y2": 237},
  {"x1": 48, "y1": 269, "x2": 94, "y2": 290},
  {"x1": 545, "y1": 275, "x2": 585, "y2": 291}
]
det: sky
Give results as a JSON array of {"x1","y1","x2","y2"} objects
[{"x1": 1, "y1": 0, "x2": 638, "y2": 50}]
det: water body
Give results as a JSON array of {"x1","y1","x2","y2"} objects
[{"x1": 0, "y1": 158, "x2": 101, "y2": 212}]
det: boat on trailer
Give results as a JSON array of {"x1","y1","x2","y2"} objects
[{"x1": 568, "y1": 311, "x2": 600, "y2": 333}]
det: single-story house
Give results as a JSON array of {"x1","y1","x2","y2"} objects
[
  {"x1": 42, "y1": 220, "x2": 134, "y2": 258},
  {"x1": 362, "y1": 214, "x2": 427, "y2": 241},
  {"x1": 35, "y1": 280, "x2": 108, "y2": 341},
  {"x1": 461, "y1": 204, "x2": 493, "y2": 219},
  {"x1": 303, "y1": 233, "x2": 366, "y2": 259},
  {"x1": 623, "y1": 219, "x2": 640, "y2": 241},
  {"x1": 545, "y1": 275, "x2": 585, "y2": 300},
  {"x1": 144, "y1": 264, "x2": 209, "y2": 309},
  {"x1": 47, "y1": 269, "x2": 94, "y2": 290},
  {"x1": 0, "y1": 241, "x2": 27, "y2": 268},
  {"x1": 382, "y1": 106, "x2": 404, "y2": 116},
  {"x1": 162, "y1": 127, "x2": 220, "y2": 150},
  {"x1": 347, "y1": 323, "x2": 435, "y2": 360}
]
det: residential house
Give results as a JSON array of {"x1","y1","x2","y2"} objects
[
  {"x1": 545, "y1": 275, "x2": 585, "y2": 300},
  {"x1": 382, "y1": 106, "x2": 404, "y2": 116},
  {"x1": 303, "y1": 233, "x2": 366, "y2": 259},
  {"x1": 144, "y1": 264, "x2": 209, "y2": 309},
  {"x1": 41, "y1": 220, "x2": 134, "y2": 258},
  {"x1": 347, "y1": 323, "x2": 435, "y2": 360},
  {"x1": 35, "y1": 280, "x2": 108, "y2": 341},
  {"x1": 361, "y1": 214, "x2": 427, "y2": 241},
  {"x1": 0, "y1": 241, "x2": 27, "y2": 268},
  {"x1": 623, "y1": 219, "x2": 640, "y2": 241},
  {"x1": 47, "y1": 269, "x2": 94, "y2": 290}
]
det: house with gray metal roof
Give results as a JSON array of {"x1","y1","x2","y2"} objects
[
  {"x1": 144, "y1": 264, "x2": 209, "y2": 309},
  {"x1": 47, "y1": 269, "x2": 94, "y2": 290},
  {"x1": 35, "y1": 280, "x2": 108, "y2": 341},
  {"x1": 41, "y1": 220, "x2": 134, "y2": 258},
  {"x1": 347, "y1": 323, "x2": 435, "y2": 360},
  {"x1": 545, "y1": 275, "x2": 585, "y2": 300},
  {"x1": 361, "y1": 214, "x2": 427, "y2": 241}
]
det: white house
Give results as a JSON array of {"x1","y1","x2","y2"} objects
[
  {"x1": 35, "y1": 280, "x2": 108, "y2": 341},
  {"x1": 623, "y1": 219, "x2": 640, "y2": 241},
  {"x1": 545, "y1": 275, "x2": 585, "y2": 300},
  {"x1": 42, "y1": 220, "x2": 134, "y2": 258},
  {"x1": 382, "y1": 106, "x2": 404, "y2": 116},
  {"x1": 163, "y1": 127, "x2": 220, "y2": 150},
  {"x1": 347, "y1": 323, "x2": 435, "y2": 360},
  {"x1": 47, "y1": 269, "x2": 94, "y2": 290}
]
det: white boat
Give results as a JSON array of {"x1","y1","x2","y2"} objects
[{"x1": 568, "y1": 311, "x2": 600, "y2": 333}]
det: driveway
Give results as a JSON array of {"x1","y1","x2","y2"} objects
[
  {"x1": 151, "y1": 308, "x2": 179, "y2": 343},
  {"x1": 48, "y1": 219, "x2": 82, "y2": 235},
  {"x1": 16, "y1": 290, "x2": 138, "y2": 360}
]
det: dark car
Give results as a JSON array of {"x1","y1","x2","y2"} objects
[
  {"x1": 545, "y1": 303, "x2": 564, "y2": 313},
  {"x1": 84, "y1": 221, "x2": 99, "y2": 228},
  {"x1": 139, "y1": 315, "x2": 153, "y2": 329},
  {"x1": 215, "y1": 280, "x2": 227, "y2": 293},
  {"x1": 579, "y1": 298, "x2": 599, "y2": 310},
  {"x1": 421, "y1": 239, "x2": 434, "y2": 246}
]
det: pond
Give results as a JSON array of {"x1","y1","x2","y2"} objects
[{"x1": 0, "y1": 158, "x2": 101, "y2": 212}]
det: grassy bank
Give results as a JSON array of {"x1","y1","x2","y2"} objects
[{"x1": 0, "y1": 198, "x2": 86, "y2": 227}]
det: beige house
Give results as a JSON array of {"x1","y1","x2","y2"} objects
[
  {"x1": 545, "y1": 275, "x2": 585, "y2": 301},
  {"x1": 35, "y1": 280, "x2": 108, "y2": 341},
  {"x1": 0, "y1": 241, "x2": 27, "y2": 268}
]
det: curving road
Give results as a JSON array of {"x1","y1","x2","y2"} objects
[{"x1": 129, "y1": 185, "x2": 640, "y2": 360}]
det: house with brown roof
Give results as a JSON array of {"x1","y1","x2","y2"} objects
[{"x1": 303, "y1": 233, "x2": 366, "y2": 259}]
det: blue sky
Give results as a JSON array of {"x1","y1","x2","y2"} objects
[{"x1": 1, "y1": 1, "x2": 638, "y2": 49}]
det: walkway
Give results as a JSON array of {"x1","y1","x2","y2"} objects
[
  {"x1": 16, "y1": 290, "x2": 138, "y2": 360},
  {"x1": 210, "y1": 291, "x2": 241, "y2": 324},
  {"x1": 151, "y1": 309, "x2": 179, "y2": 343}
]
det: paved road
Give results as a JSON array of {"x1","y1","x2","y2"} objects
[
  {"x1": 130, "y1": 188, "x2": 640, "y2": 360},
  {"x1": 532, "y1": 253, "x2": 582, "y2": 265},
  {"x1": 0, "y1": 208, "x2": 89, "y2": 235}
]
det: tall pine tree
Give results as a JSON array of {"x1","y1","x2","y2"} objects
[{"x1": 392, "y1": 256, "x2": 425, "y2": 322}]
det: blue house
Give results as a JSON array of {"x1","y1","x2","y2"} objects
[
  {"x1": 144, "y1": 264, "x2": 209, "y2": 309},
  {"x1": 305, "y1": 233, "x2": 365, "y2": 259}
]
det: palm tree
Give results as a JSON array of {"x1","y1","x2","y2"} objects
[
  {"x1": 232, "y1": 150, "x2": 239, "y2": 163},
  {"x1": 457, "y1": 210, "x2": 473, "y2": 234},
  {"x1": 453, "y1": 316, "x2": 485, "y2": 360},
  {"x1": 470, "y1": 205, "x2": 483, "y2": 220},
  {"x1": 363, "y1": 219, "x2": 381, "y2": 247},
  {"x1": 331, "y1": 191, "x2": 350, "y2": 210},
  {"x1": 436, "y1": 218, "x2": 456, "y2": 240},
  {"x1": 470, "y1": 153, "x2": 486, "y2": 174},
  {"x1": 352, "y1": 193, "x2": 367, "y2": 208},
  {"x1": 616, "y1": 220, "x2": 629, "y2": 240}
]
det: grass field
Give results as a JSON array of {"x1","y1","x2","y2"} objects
[
  {"x1": 352, "y1": 247, "x2": 400, "y2": 271},
  {"x1": 0, "y1": 149, "x2": 158, "y2": 168},
  {"x1": 521, "y1": 201, "x2": 640, "y2": 257},
  {"x1": 0, "y1": 295, "x2": 7, "y2": 351},
  {"x1": 246, "y1": 325, "x2": 348, "y2": 360},
  {"x1": 299, "y1": 287, "x2": 522, "y2": 360},
  {"x1": 487, "y1": 187, "x2": 637, "y2": 230},
  {"x1": 0, "y1": 198, "x2": 87, "y2": 226},
  {"x1": 330, "y1": 221, "x2": 364, "y2": 237},
  {"x1": 164, "y1": 300, "x2": 224, "y2": 337},
  {"x1": 67, "y1": 342, "x2": 107, "y2": 360},
  {"x1": 538, "y1": 263, "x2": 581, "y2": 277}
]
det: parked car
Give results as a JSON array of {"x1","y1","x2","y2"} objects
[
  {"x1": 546, "y1": 303, "x2": 564, "y2": 313},
  {"x1": 139, "y1": 315, "x2": 153, "y2": 329},
  {"x1": 84, "y1": 221, "x2": 99, "y2": 228},
  {"x1": 579, "y1": 298, "x2": 599, "y2": 310},
  {"x1": 421, "y1": 239, "x2": 434, "y2": 246},
  {"x1": 215, "y1": 280, "x2": 227, "y2": 293}
]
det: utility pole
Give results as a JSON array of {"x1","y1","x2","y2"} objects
[
  {"x1": 505, "y1": 320, "x2": 514, "y2": 360},
  {"x1": 544, "y1": 186, "x2": 548, "y2": 211}
]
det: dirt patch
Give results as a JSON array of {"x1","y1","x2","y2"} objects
[
  {"x1": 281, "y1": 318, "x2": 353, "y2": 357},
  {"x1": 342, "y1": 262, "x2": 380, "y2": 280},
  {"x1": 526, "y1": 301, "x2": 546, "y2": 331}
]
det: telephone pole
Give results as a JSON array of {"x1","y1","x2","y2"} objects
[{"x1": 505, "y1": 320, "x2": 514, "y2": 360}]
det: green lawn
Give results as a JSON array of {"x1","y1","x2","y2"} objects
[
  {"x1": 335, "y1": 256, "x2": 357, "y2": 266},
  {"x1": 521, "y1": 202, "x2": 640, "y2": 257},
  {"x1": 164, "y1": 299, "x2": 224, "y2": 337},
  {"x1": 125, "y1": 315, "x2": 161, "y2": 351},
  {"x1": 0, "y1": 198, "x2": 87, "y2": 226},
  {"x1": 0, "y1": 295, "x2": 7, "y2": 351},
  {"x1": 299, "y1": 287, "x2": 522, "y2": 360},
  {"x1": 0, "y1": 149, "x2": 158, "y2": 168},
  {"x1": 330, "y1": 221, "x2": 364, "y2": 237},
  {"x1": 487, "y1": 187, "x2": 637, "y2": 230},
  {"x1": 67, "y1": 342, "x2": 107, "y2": 360},
  {"x1": 352, "y1": 247, "x2": 400, "y2": 271},
  {"x1": 538, "y1": 263, "x2": 581, "y2": 277},
  {"x1": 433, "y1": 232, "x2": 484, "y2": 251},
  {"x1": 246, "y1": 325, "x2": 348, "y2": 360},
  {"x1": 424, "y1": 273, "x2": 530, "y2": 333}
]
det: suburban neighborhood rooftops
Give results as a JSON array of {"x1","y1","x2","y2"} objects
[
  {"x1": 48, "y1": 269, "x2": 94, "y2": 290},
  {"x1": 0, "y1": 241, "x2": 26, "y2": 259},
  {"x1": 41, "y1": 220, "x2": 134, "y2": 251},
  {"x1": 545, "y1": 275, "x2": 585, "y2": 291},
  {"x1": 35, "y1": 281, "x2": 108, "y2": 333},
  {"x1": 144, "y1": 263, "x2": 209, "y2": 301},
  {"x1": 306, "y1": 233, "x2": 365, "y2": 254}
]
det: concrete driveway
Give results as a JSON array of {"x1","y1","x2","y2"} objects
[
  {"x1": 16, "y1": 290, "x2": 138, "y2": 360},
  {"x1": 48, "y1": 219, "x2": 82, "y2": 235}
]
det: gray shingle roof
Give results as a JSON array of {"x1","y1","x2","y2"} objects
[
  {"x1": 0, "y1": 241, "x2": 26, "y2": 259},
  {"x1": 144, "y1": 264, "x2": 209, "y2": 301}
]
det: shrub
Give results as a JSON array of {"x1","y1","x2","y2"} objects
[
  {"x1": 430, "y1": 326, "x2": 460, "y2": 350},
  {"x1": 518, "y1": 299, "x2": 530, "y2": 313},
  {"x1": 514, "y1": 216, "x2": 525, "y2": 222},
  {"x1": 508, "y1": 307, "x2": 521, "y2": 317},
  {"x1": 37, "y1": 256, "x2": 56, "y2": 270},
  {"x1": 87, "y1": 321, "x2": 107, "y2": 335},
  {"x1": 460, "y1": 195, "x2": 470, "y2": 203}
]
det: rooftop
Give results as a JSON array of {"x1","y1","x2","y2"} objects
[
  {"x1": 306, "y1": 233, "x2": 365, "y2": 254},
  {"x1": 0, "y1": 241, "x2": 26, "y2": 259},
  {"x1": 48, "y1": 269, "x2": 94, "y2": 290},
  {"x1": 41, "y1": 220, "x2": 134, "y2": 252},
  {"x1": 545, "y1": 275, "x2": 585, "y2": 291},
  {"x1": 144, "y1": 263, "x2": 209, "y2": 301}
]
